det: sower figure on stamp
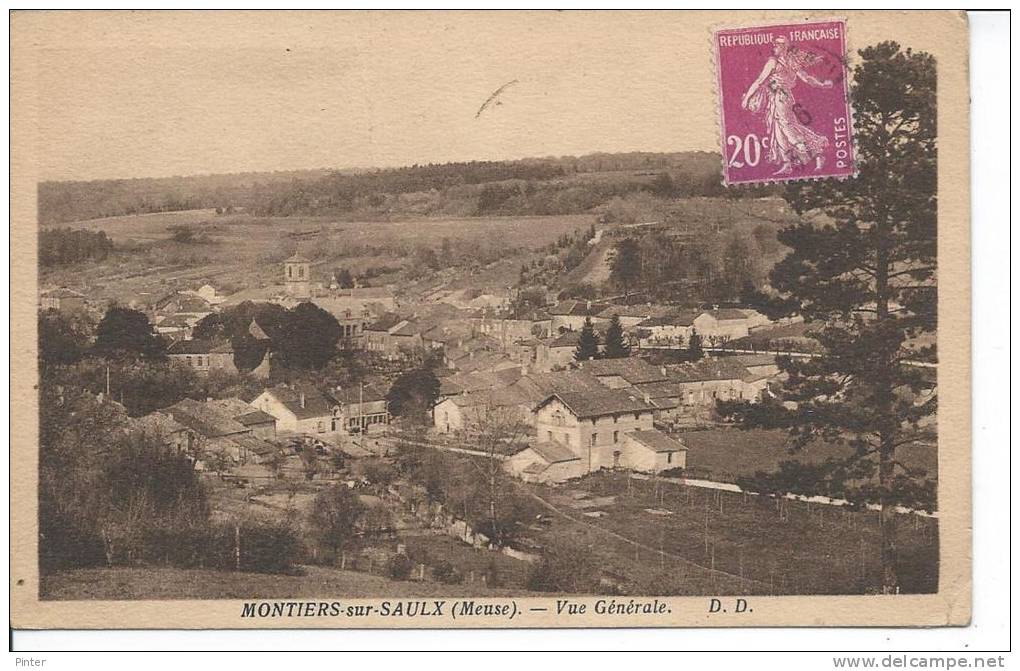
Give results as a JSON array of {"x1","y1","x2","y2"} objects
[{"x1": 741, "y1": 36, "x2": 833, "y2": 176}]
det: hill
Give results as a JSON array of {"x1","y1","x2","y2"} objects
[{"x1": 37, "y1": 151, "x2": 773, "y2": 225}]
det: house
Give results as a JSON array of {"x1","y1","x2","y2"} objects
[
  {"x1": 510, "y1": 387, "x2": 685, "y2": 481},
  {"x1": 40, "y1": 287, "x2": 87, "y2": 313},
  {"x1": 432, "y1": 386, "x2": 531, "y2": 434},
  {"x1": 363, "y1": 313, "x2": 429, "y2": 359},
  {"x1": 670, "y1": 358, "x2": 766, "y2": 407},
  {"x1": 250, "y1": 385, "x2": 341, "y2": 434},
  {"x1": 329, "y1": 383, "x2": 392, "y2": 434},
  {"x1": 725, "y1": 353, "x2": 780, "y2": 378},
  {"x1": 546, "y1": 300, "x2": 609, "y2": 332},
  {"x1": 542, "y1": 329, "x2": 604, "y2": 370},
  {"x1": 153, "y1": 291, "x2": 214, "y2": 320},
  {"x1": 154, "y1": 313, "x2": 201, "y2": 341},
  {"x1": 162, "y1": 398, "x2": 277, "y2": 464},
  {"x1": 634, "y1": 311, "x2": 701, "y2": 348},
  {"x1": 472, "y1": 310, "x2": 553, "y2": 349},
  {"x1": 696, "y1": 309, "x2": 756, "y2": 342},
  {"x1": 576, "y1": 357, "x2": 668, "y2": 389},
  {"x1": 208, "y1": 398, "x2": 278, "y2": 439},
  {"x1": 619, "y1": 430, "x2": 687, "y2": 472},
  {"x1": 167, "y1": 339, "x2": 237, "y2": 375},
  {"x1": 250, "y1": 383, "x2": 391, "y2": 435},
  {"x1": 182, "y1": 284, "x2": 226, "y2": 306},
  {"x1": 132, "y1": 411, "x2": 197, "y2": 457},
  {"x1": 595, "y1": 304, "x2": 673, "y2": 328},
  {"x1": 505, "y1": 441, "x2": 582, "y2": 484}
]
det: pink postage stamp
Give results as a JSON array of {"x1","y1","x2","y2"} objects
[{"x1": 714, "y1": 18, "x2": 855, "y2": 185}]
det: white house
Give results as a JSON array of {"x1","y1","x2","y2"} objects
[{"x1": 250, "y1": 386, "x2": 341, "y2": 434}]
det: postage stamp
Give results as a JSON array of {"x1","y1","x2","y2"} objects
[{"x1": 714, "y1": 18, "x2": 855, "y2": 185}]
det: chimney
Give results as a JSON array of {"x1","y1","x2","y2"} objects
[{"x1": 300, "y1": 392, "x2": 306, "y2": 409}]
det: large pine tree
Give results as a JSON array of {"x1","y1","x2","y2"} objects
[
  {"x1": 573, "y1": 317, "x2": 601, "y2": 362},
  {"x1": 718, "y1": 42, "x2": 937, "y2": 593},
  {"x1": 603, "y1": 315, "x2": 630, "y2": 359}
]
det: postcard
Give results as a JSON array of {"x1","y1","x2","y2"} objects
[{"x1": 10, "y1": 9, "x2": 970, "y2": 629}]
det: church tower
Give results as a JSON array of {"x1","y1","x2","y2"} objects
[{"x1": 283, "y1": 254, "x2": 311, "y2": 298}]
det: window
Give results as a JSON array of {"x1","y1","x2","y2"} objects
[
  {"x1": 590, "y1": 433, "x2": 597, "y2": 446},
  {"x1": 634, "y1": 413, "x2": 640, "y2": 421},
  {"x1": 613, "y1": 430, "x2": 619, "y2": 444},
  {"x1": 547, "y1": 431, "x2": 553, "y2": 442},
  {"x1": 287, "y1": 266, "x2": 292, "y2": 278},
  {"x1": 185, "y1": 355, "x2": 193, "y2": 366},
  {"x1": 564, "y1": 433, "x2": 571, "y2": 446},
  {"x1": 667, "y1": 452, "x2": 673, "y2": 464}
]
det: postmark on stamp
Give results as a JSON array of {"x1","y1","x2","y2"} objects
[{"x1": 714, "y1": 18, "x2": 855, "y2": 185}]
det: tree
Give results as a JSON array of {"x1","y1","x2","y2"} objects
[
  {"x1": 718, "y1": 43, "x2": 937, "y2": 594},
  {"x1": 603, "y1": 314, "x2": 630, "y2": 359},
  {"x1": 39, "y1": 382, "x2": 209, "y2": 569},
  {"x1": 334, "y1": 268, "x2": 355, "y2": 289},
  {"x1": 573, "y1": 317, "x2": 600, "y2": 362},
  {"x1": 275, "y1": 302, "x2": 342, "y2": 370},
  {"x1": 308, "y1": 484, "x2": 365, "y2": 557},
  {"x1": 687, "y1": 328, "x2": 704, "y2": 361},
  {"x1": 38, "y1": 309, "x2": 95, "y2": 367},
  {"x1": 463, "y1": 404, "x2": 536, "y2": 547},
  {"x1": 93, "y1": 307, "x2": 166, "y2": 360},
  {"x1": 528, "y1": 536, "x2": 600, "y2": 593},
  {"x1": 609, "y1": 238, "x2": 642, "y2": 297},
  {"x1": 386, "y1": 368, "x2": 440, "y2": 423}
]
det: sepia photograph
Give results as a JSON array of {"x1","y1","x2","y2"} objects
[{"x1": 9, "y1": 9, "x2": 972, "y2": 632}]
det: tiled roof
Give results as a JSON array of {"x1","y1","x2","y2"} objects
[
  {"x1": 535, "y1": 388, "x2": 656, "y2": 419},
  {"x1": 329, "y1": 382, "x2": 389, "y2": 405},
  {"x1": 637, "y1": 310, "x2": 702, "y2": 327},
  {"x1": 549, "y1": 330, "x2": 591, "y2": 348},
  {"x1": 669, "y1": 359, "x2": 752, "y2": 383},
  {"x1": 157, "y1": 314, "x2": 198, "y2": 328},
  {"x1": 365, "y1": 312, "x2": 405, "y2": 332},
  {"x1": 133, "y1": 411, "x2": 189, "y2": 436},
  {"x1": 263, "y1": 386, "x2": 338, "y2": 420},
  {"x1": 167, "y1": 339, "x2": 233, "y2": 355},
  {"x1": 165, "y1": 398, "x2": 250, "y2": 438},
  {"x1": 578, "y1": 357, "x2": 667, "y2": 385},
  {"x1": 632, "y1": 380, "x2": 679, "y2": 400},
  {"x1": 529, "y1": 441, "x2": 581, "y2": 464},
  {"x1": 727, "y1": 354, "x2": 778, "y2": 368},
  {"x1": 706, "y1": 308, "x2": 751, "y2": 321},
  {"x1": 284, "y1": 253, "x2": 311, "y2": 263},
  {"x1": 595, "y1": 304, "x2": 671, "y2": 319},
  {"x1": 547, "y1": 300, "x2": 607, "y2": 317},
  {"x1": 626, "y1": 429, "x2": 687, "y2": 453},
  {"x1": 509, "y1": 371, "x2": 607, "y2": 403}
]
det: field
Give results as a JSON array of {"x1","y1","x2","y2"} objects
[
  {"x1": 523, "y1": 471, "x2": 939, "y2": 595},
  {"x1": 40, "y1": 209, "x2": 597, "y2": 305},
  {"x1": 677, "y1": 428, "x2": 938, "y2": 485},
  {"x1": 39, "y1": 565, "x2": 534, "y2": 601}
]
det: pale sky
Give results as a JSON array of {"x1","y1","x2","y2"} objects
[{"x1": 12, "y1": 11, "x2": 963, "y2": 182}]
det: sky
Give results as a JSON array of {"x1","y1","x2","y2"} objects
[
  {"x1": 12, "y1": 11, "x2": 962, "y2": 182},
  {"x1": 17, "y1": 12, "x2": 718, "y2": 182}
]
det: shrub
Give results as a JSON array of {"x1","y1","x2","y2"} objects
[
  {"x1": 432, "y1": 560, "x2": 462, "y2": 585},
  {"x1": 528, "y1": 538, "x2": 599, "y2": 593},
  {"x1": 388, "y1": 553, "x2": 413, "y2": 581}
]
